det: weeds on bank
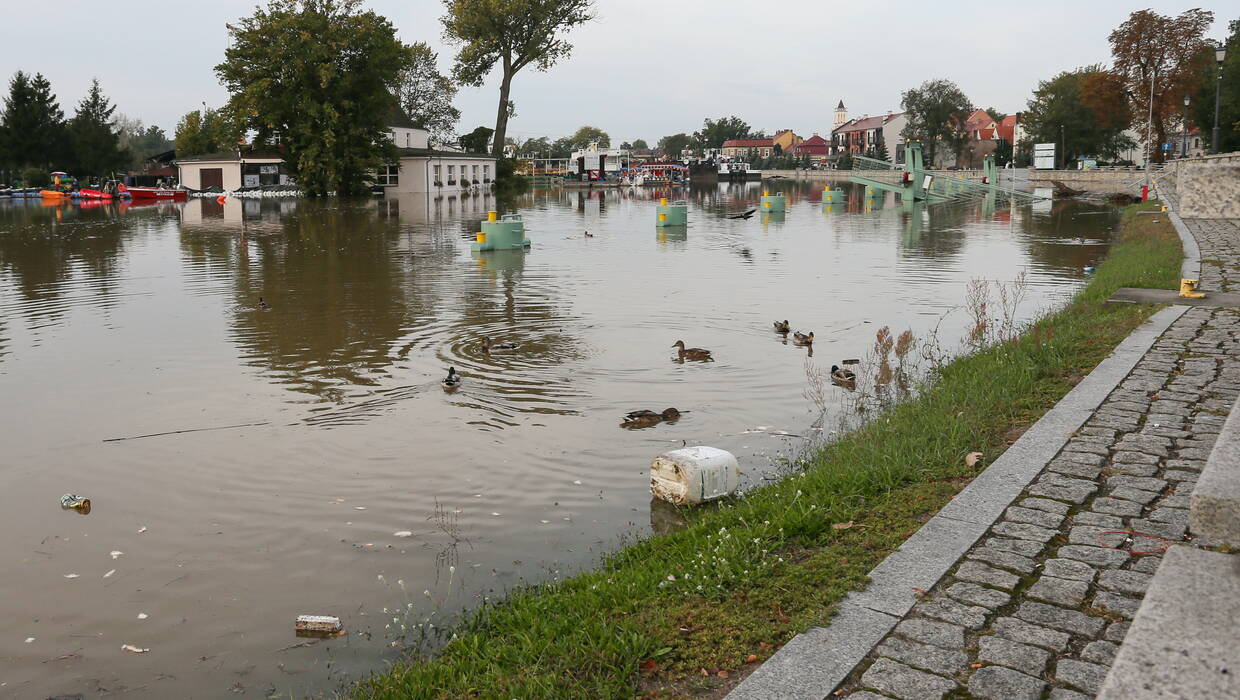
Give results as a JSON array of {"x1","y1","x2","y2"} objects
[{"x1": 352, "y1": 204, "x2": 1181, "y2": 700}]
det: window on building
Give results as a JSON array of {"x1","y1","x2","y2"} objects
[
  {"x1": 448, "y1": 165, "x2": 456, "y2": 184},
  {"x1": 483, "y1": 165, "x2": 490, "y2": 181},
  {"x1": 377, "y1": 163, "x2": 399, "y2": 186},
  {"x1": 472, "y1": 165, "x2": 479, "y2": 181},
  {"x1": 433, "y1": 164, "x2": 441, "y2": 184}
]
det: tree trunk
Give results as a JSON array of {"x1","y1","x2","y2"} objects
[{"x1": 492, "y1": 67, "x2": 513, "y2": 158}]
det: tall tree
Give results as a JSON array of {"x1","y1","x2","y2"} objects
[
  {"x1": 68, "y1": 79, "x2": 128, "y2": 177},
  {"x1": 568, "y1": 125, "x2": 608, "y2": 149},
  {"x1": 1022, "y1": 66, "x2": 1134, "y2": 163},
  {"x1": 174, "y1": 108, "x2": 239, "y2": 157},
  {"x1": 0, "y1": 71, "x2": 66, "y2": 172},
  {"x1": 693, "y1": 116, "x2": 753, "y2": 150},
  {"x1": 1193, "y1": 18, "x2": 1240, "y2": 153},
  {"x1": 900, "y1": 79, "x2": 972, "y2": 166},
  {"x1": 397, "y1": 42, "x2": 461, "y2": 145},
  {"x1": 518, "y1": 136, "x2": 551, "y2": 156},
  {"x1": 1109, "y1": 8, "x2": 1214, "y2": 163},
  {"x1": 657, "y1": 133, "x2": 692, "y2": 159},
  {"x1": 216, "y1": 0, "x2": 414, "y2": 196},
  {"x1": 631, "y1": 138, "x2": 648, "y2": 150},
  {"x1": 440, "y1": 0, "x2": 595, "y2": 157},
  {"x1": 460, "y1": 126, "x2": 494, "y2": 153}
]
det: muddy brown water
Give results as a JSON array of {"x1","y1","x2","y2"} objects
[{"x1": 0, "y1": 183, "x2": 1116, "y2": 698}]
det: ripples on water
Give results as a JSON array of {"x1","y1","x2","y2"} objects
[{"x1": 0, "y1": 184, "x2": 1117, "y2": 698}]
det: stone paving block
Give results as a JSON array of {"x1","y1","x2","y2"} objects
[
  {"x1": 1178, "y1": 447, "x2": 1212, "y2": 460},
  {"x1": 1058, "y1": 451, "x2": 1106, "y2": 466},
  {"x1": 1149, "y1": 506, "x2": 1188, "y2": 524},
  {"x1": 1104, "y1": 620, "x2": 1130, "y2": 642},
  {"x1": 991, "y1": 616, "x2": 1071, "y2": 651},
  {"x1": 860, "y1": 658, "x2": 957, "y2": 700},
  {"x1": 1106, "y1": 475, "x2": 1167, "y2": 492},
  {"x1": 1046, "y1": 459, "x2": 1103, "y2": 479},
  {"x1": 1096, "y1": 569, "x2": 1153, "y2": 596},
  {"x1": 1015, "y1": 602, "x2": 1106, "y2": 637},
  {"x1": 1058, "y1": 544, "x2": 1131, "y2": 568},
  {"x1": 1111, "y1": 450, "x2": 1160, "y2": 466},
  {"x1": 1131, "y1": 555, "x2": 1162, "y2": 573},
  {"x1": 1078, "y1": 427, "x2": 1118, "y2": 439},
  {"x1": 915, "y1": 597, "x2": 988, "y2": 630},
  {"x1": 1165, "y1": 458, "x2": 1205, "y2": 471},
  {"x1": 981, "y1": 536, "x2": 1044, "y2": 558},
  {"x1": 1019, "y1": 497, "x2": 1070, "y2": 514},
  {"x1": 845, "y1": 693, "x2": 888, "y2": 700},
  {"x1": 1003, "y1": 505, "x2": 1065, "y2": 529},
  {"x1": 1029, "y1": 474, "x2": 1098, "y2": 504},
  {"x1": 1125, "y1": 517, "x2": 1186, "y2": 540},
  {"x1": 1067, "y1": 526, "x2": 1128, "y2": 548},
  {"x1": 945, "y1": 582, "x2": 1010, "y2": 609},
  {"x1": 1092, "y1": 591, "x2": 1141, "y2": 619},
  {"x1": 966, "y1": 664, "x2": 1046, "y2": 700},
  {"x1": 967, "y1": 546, "x2": 1038, "y2": 575},
  {"x1": 990, "y1": 521, "x2": 1058, "y2": 544},
  {"x1": 1156, "y1": 492, "x2": 1191, "y2": 509},
  {"x1": 877, "y1": 636, "x2": 969, "y2": 677},
  {"x1": 1026, "y1": 575, "x2": 1091, "y2": 607},
  {"x1": 953, "y1": 560, "x2": 1019, "y2": 591},
  {"x1": 894, "y1": 618, "x2": 965, "y2": 649},
  {"x1": 1081, "y1": 639, "x2": 1119, "y2": 665},
  {"x1": 1042, "y1": 558, "x2": 1097, "y2": 582},
  {"x1": 1109, "y1": 486, "x2": 1160, "y2": 505},
  {"x1": 1049, "y1": 689, "x2": 1091, "y2": 700},
  {"x1": 976, "y1": 636, "x2": 1051, "y2": 677},
  {"x1": 1091, "y1": 497, "x2": 1144, "y2": 517},
  {"x1": 1072, "y1": 511, "x2": 1123, "y2": 528},
  {"x1": 1163, "y1": 469, "x2": 1199, "y2": 482},
  {"x1": 1055, "y1": 658, "x2": 1110, "y2": 694},
  {"x1": 1109, "y1": 461, "x2": 1159, "y2": 477}
]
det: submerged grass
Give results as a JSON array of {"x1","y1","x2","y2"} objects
[{"x1": 352, "y1": 203, "x2": 1182, "y2": 699}]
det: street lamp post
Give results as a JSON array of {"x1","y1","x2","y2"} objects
[
  {"x1": 1060, "y1": 124, "x2": 1065, "y2": 170},
  {"x1": 1213, "y1": 43, "x2": 1227, "y2": 155},
  {"x1": 1143, "y1": 69, "x2": 1157, "y2": 200},
  {"x1": 1183, "y1": 95, "x2": 1191, "y2": 158}
]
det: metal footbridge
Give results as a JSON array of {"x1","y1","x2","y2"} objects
[{"x1": 848, "y1": 142, "x2": 1048, "y2": 204}]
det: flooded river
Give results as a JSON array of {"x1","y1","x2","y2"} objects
[{"x1": 0, "y1": 183, "x2": 1116, "y2": 698}]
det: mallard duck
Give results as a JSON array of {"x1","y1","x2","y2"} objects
[
  {"x1": 258, "y1": 297, "x2": 271, "y2": 310},
  {"x1": 442, "y1": 366, "x2": 461, "y2": 392},
  {"x1": 584, "y1": 230, "x2": 593, "y2": 238},
  {"x1": 830, "y1": 364, "x2": 856, "y2": 383},
  {"x1": 671, "y1": 340, "x2": 712, "y2": 361},
  {"x1": 773, "y1": 320, "x2": 791, "y2": 334},
  {"x1": 620, "y1": 407, "x2": 681, "y2": 429},
  {"x1": 792, "y1": 331, "x2": 814, "y2": 346},
  {"x1": 482, "y1": 336, "x2": 518, "y2": 354}
]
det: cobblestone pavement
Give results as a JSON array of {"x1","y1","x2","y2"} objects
[
  {"x1": 1186, "y1": 219, "x2": 1240, "y2": 291},
  {"x1": 838, "y1": 221, "x2": 1240, "y2": 699}
]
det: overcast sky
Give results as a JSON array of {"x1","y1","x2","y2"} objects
[{"x1": 1, "y1": 1, "x2": 1229, "y2": 144}]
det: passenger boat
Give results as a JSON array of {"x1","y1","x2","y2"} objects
[
  {"x1": 120, "y1": 184, "x2": 187, "y2": 201},
  {"x1": 718, "y1": 160, "x2": 761, "y2": 182}
]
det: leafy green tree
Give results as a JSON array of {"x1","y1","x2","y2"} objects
[
  {"x1": 657, "y1": 133, "x2": 692, "y2": 159},
  {"x1": 835, "y1": 152, "x2": 854, "y2": 170},
  {"x1": 632, "y1": 138, "x2": 648, "y2": 150},
  {"x1": 398, "y1": 42, "x2": 460, "y2": 145},
  {"x1": 441, "y1": 0, "x2": 595, "y2": 157},
  {"x1": 1022, "y1": 66, "x2": 1134, "y2": 163},
  {"x1": 901, "y1": 79, "x2": 972, "y2": 166},
  {"x1": 994, "y1": 139, "x2": 1013, "y2": 167},
  {"x1": 869, "y1": 142, "x2": 890, "y2": 162},
  {"x1": 984, "y1": 107, "x2": 1007, "y2": 122},
  {"x1": 68, "y1": 79, "x2": 129, "y2": 178},
  {"x1": 518, "y1": 136, "x2": 551, "y2": 156},
  {"x1": 1193, "y1": 18, "x2": 1240, "y2": 153},
  {"x1": 0, "y1": 71, "x2": 66, "y2": 172},
  {"x1": 569, "y1": 125, "x2": 609, "y2": 149},
  {"x1": 693, "y1": 116, "x2": 753, "y2": 150},
  {"x1": 115, "y1": 115, "x2": 174, "y2": 169},
  {"x1": 1109, "y1": 8, "x2": 1215, "y2": 162},
  {"x1": 619, "y1": 141, "x2": 631, "y2": 150},
  {"x1": 549, "y1": 136, "x2": 574, "y2": 158},
  {"x1": 460, "y1": 126, "x2": 494, "y2": 153},
  {"x1": 216, "y1": 0, "x2": 414, "y2": 196},
  {"x1": 174, "y1": 108, "x2": 239, "y2": 157}
]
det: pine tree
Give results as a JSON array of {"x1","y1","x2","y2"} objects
[
  {"x1": 0, "y1": 71, "x2": 66, "y2": 173},
  {"x1": 69, "y1": 78, "x2": 128, "y2": 178}
]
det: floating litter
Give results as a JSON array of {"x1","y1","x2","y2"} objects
[
  {"x1": 103, "y1": 569, "x2": 116, "y2": 578},
  {"x1": 138, "y1": 526, "x2": 147, "y2": 533},
  {"x1": 491, "y1": 512, "x2": 501, "y2": 516},
  {"x1": 354, "y1": 506, "x2": 367, "y2": 510},
  {"x1": 573, "y1": 480, "x2": 582, "y2": 485},
  {"x1": 60, "y1": 494, "x2": 91, "y2": 514},
  {"x1": 393, "y1": 531, "x2": 413, "y2": 538},
  {"x1": 110, "y1": 551, "x2": 123, "y2": 559},
  {"x1": 121, "y1": 644, "x2": 149, "y2": 654},
  {"x1": 137, "y1": 613, "x2": 148, "y2": 620},
  {"x1": 63, "y1": 574, "x2": 79, "y2": 579},
  {"x1": 24, "y1": 637, "x2": 35, "y2": 644}
]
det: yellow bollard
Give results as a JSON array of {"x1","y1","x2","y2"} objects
[
  {"x1": 476, "y1": 231, "x2": 487, "y2": 243},
  {"x1": 659, "y1": 212, "x2": 667, "y2": 222},
  {"x1": 1179, "y1": 278, "x2": 1206, "y2": 299},
  {"x1": 660, "y1": 197, "x2": 668, "y2": 206},
  {"x1": 764, "y1": 200, "x2": 771, "y2": 208},
  {"x1": 487, "y1": 210, "x2": 498, "y2": 222},
  {"x1": 826, "y1": 193, "x2": 834, "y2": 202},
  {"x1": 762, "y1": 190, "x2": 769, "y2": 197}
]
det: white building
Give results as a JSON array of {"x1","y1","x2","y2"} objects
[
  {"x1": 567, "y1": 142, "x2": 631, "y2": 178},
  {"x1": 176, "y1": 151, "x2": 288, "y2": 191}
]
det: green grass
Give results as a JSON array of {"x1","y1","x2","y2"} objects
[{"x1": 352, "y1": 204, "x2": 1182, "y2": 700}]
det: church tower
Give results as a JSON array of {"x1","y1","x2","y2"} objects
[{"x1": 834, "y1": 100, "x2": 848, "y2": 127}]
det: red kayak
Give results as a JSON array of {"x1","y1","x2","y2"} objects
[
  {"x1": 78, "y1": 188, "x2": 115, "y2": 200},
  {"x1": 119, "y1": 184, "x2": 187, "y2": 201}
]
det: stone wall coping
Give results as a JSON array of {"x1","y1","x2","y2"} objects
[{"x1": 1189, "y1": 389, "x2": 1240, "y2": 546}]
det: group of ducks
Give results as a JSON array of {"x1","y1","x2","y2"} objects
[{"x1": 440, "y1": 325, "x2": 858, "y2": 428}]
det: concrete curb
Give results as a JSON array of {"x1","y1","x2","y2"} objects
[
  {"x1": 1190, "y1": 351, "x2": 1240, "y2": 547},
  {"x1": 727, "y1": 304, "x2": 1189, "y2": 700},
  {"x1": 1157, "y1": 184, "x2": 1201, "y2": 281}
]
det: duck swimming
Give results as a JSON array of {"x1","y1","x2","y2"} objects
[
  {"x1": 773, "y1": 320, "x2": 791, "y2": 334},
  {"x1": 792, "y1": 331, "x2": 814, "y2": 346},
  {"x1": 442, "y1": 366, "x2": 461, "y2": 392},
  {"x1": 482, "y1": 337, "x2": 519, "y2": 354},
  {"x1": 258, "y1": 297, "x2": 271, "y2": 310},
  {"x1": 620, "y1": 407, "x2": 681, "y2": 429},
  {"x1": 671, "y1": 340, "x2": 713, "y2": 361},
  {"x1": 830, "y1": 364, "x2": 856, "y2": 383}
]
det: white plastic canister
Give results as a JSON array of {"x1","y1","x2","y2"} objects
[{"x1": 650, "y1": 446, "x2": 741, "y2": 506}]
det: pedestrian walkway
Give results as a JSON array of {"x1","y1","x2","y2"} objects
[{"x1": 730, "y1": 208, "x2": 1240, "y2": 700}]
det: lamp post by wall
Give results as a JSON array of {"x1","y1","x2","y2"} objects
[
  {"x1": 1183, "y1": 95, "x2": 1191, "y2": 158},
  {"x1": 1213, "y1": 43, "x2": 1228, "y2": 155},
  {"x1": 1143, "y1": 68, "x2": 1157, "y2": 200},
  {"x1": 1059, "y1": 124, "x2": 1065, "y2": 170}
]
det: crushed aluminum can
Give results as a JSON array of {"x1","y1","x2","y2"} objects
[{"x1": 60, "y1": 494, "x2": 91, "y2": 514}]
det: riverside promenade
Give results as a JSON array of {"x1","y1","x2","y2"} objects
[{"x1": 731, "y1": 199, "x2": 1240, "y2": 698}]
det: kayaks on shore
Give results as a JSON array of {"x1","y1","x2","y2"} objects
[{"x1": 40, "y1": 189, "x2": 71, "y2": 200}]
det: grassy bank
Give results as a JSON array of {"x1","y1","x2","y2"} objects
[{"x1": 353, "y1": 202, "x2": 1181, "y2": 699}]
